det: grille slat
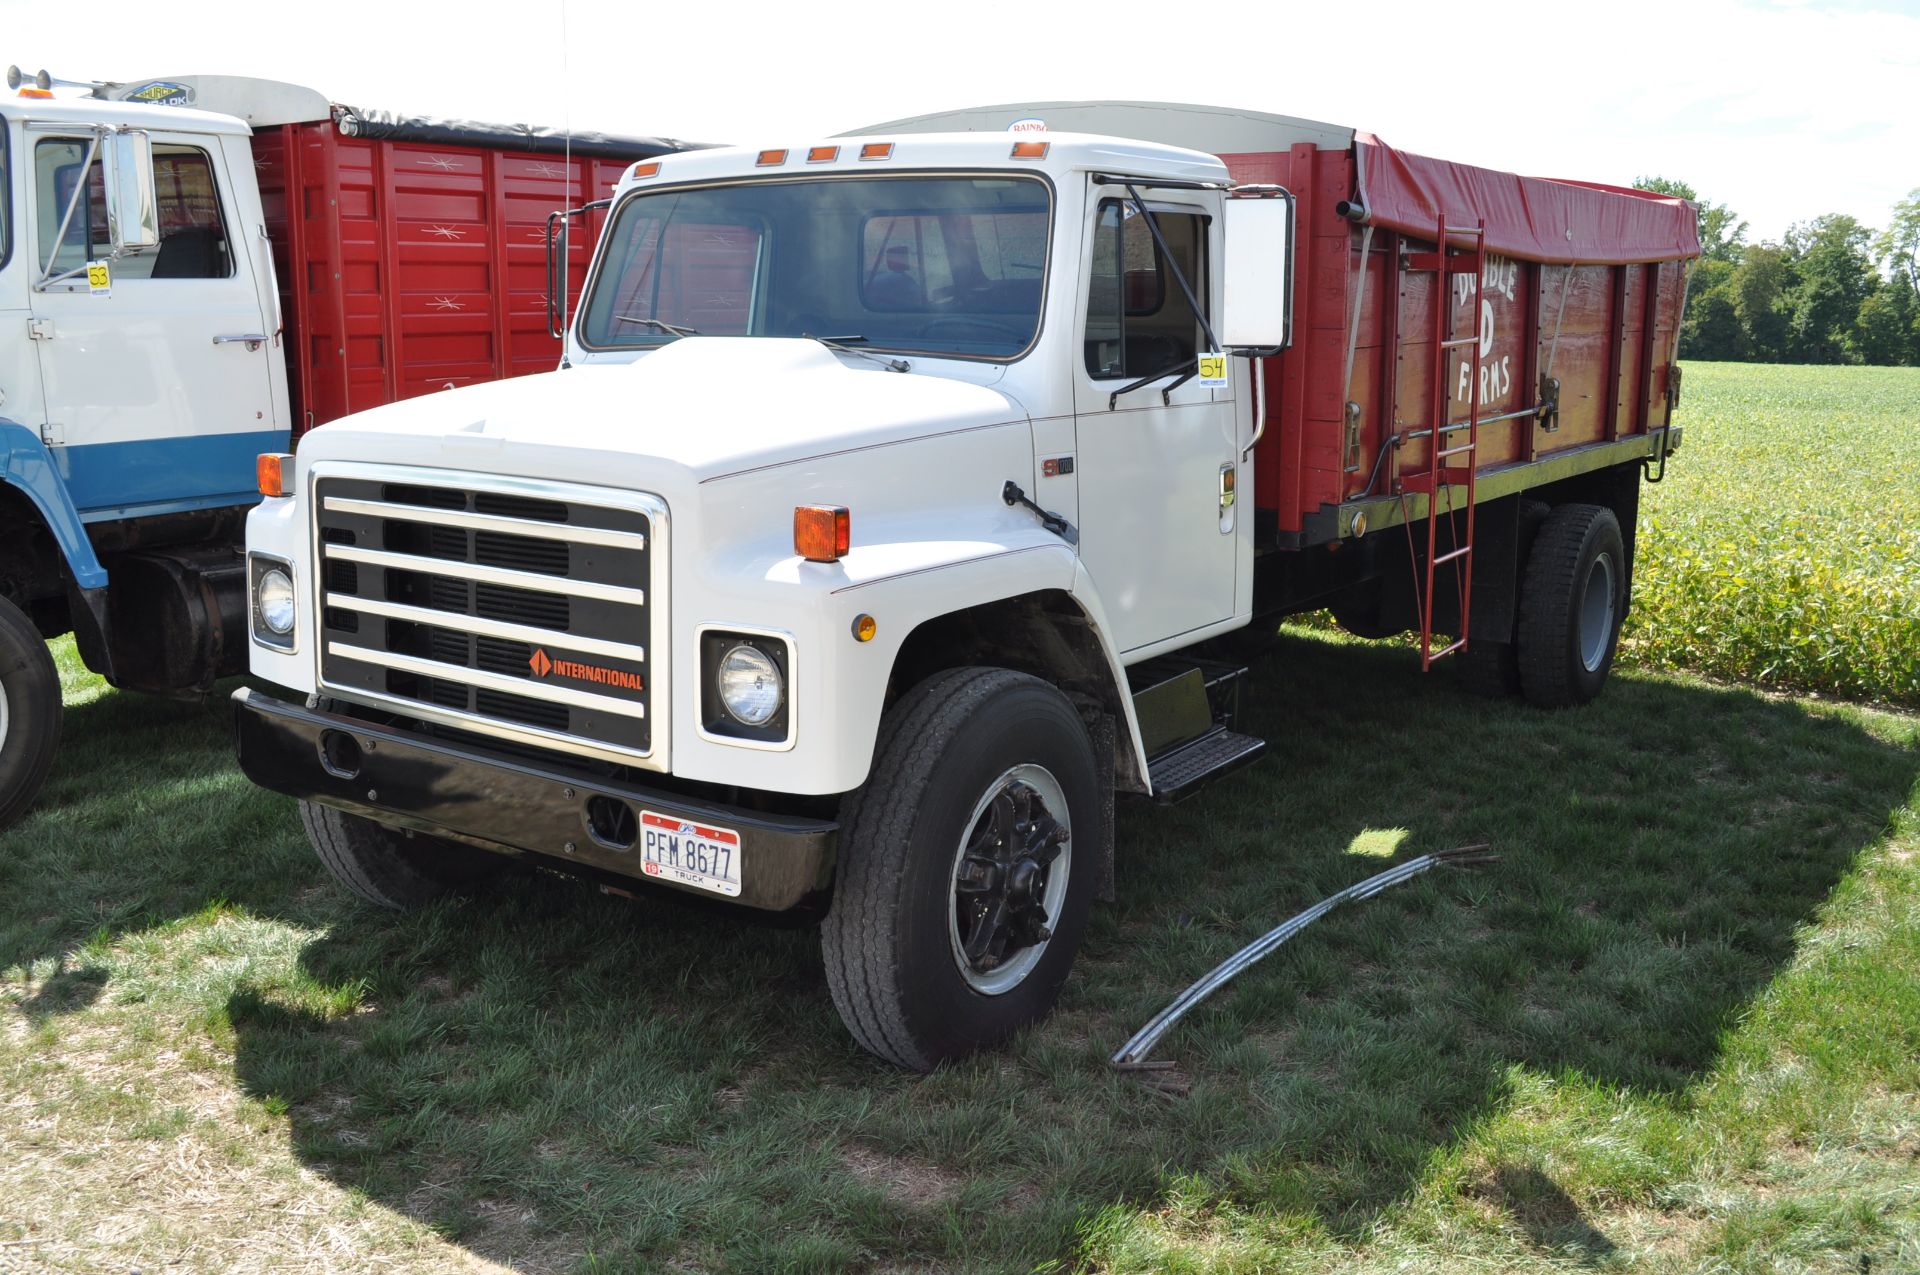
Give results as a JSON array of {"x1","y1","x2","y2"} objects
[
  {"x1": 322, "y1": 495, "x2": 645, "y2": 549},
  {"x1": 328, "y1": 544, "x2": 644, "y2": 605},
  {"x1": 321, "y1": 596, "x2": 644, "y2": 662},
  {"x1": 316, "y1": 474, "x2": 654, "y2": 761}
]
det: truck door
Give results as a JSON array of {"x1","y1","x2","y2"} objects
[
  {"x1": 1072, "y1": 190, "x2": 1238, "y2": 654},
  {"x1": 26, "y1": 129, "x2": 278, "y2": 518}
]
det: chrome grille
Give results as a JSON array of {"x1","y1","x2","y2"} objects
[{"x1": 314, "y1": 473, "x2": 656, "y2": 762}]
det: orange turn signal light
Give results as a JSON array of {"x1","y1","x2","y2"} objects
[
  {"x1": 257, "y1": 452, "x2": 295, "y2": 498},
  {"x1": 806, "y1": 145, "x2": 839, "y2": 163},
  {"x1": 794, "y1": 505, "x2": 850, "y2": 563},
  {"x1": 858, "y1": 142, "x2": 894, "y2": 161},
  {"x1": 1010, "y1": 140, "x2": 1049, "y2": 159},
  {"x1": 18, "y1": 87, "x2": 52, "y2": 99},
  {"x1": 756, "y1": 149, "x2": 788, "y2": 167},
  {"x1": 631, "y1": 161, "x2": 661, "y2": 179}
]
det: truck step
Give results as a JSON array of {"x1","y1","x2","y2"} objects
[
  {"x1": 1147, "y1": 728, "x2": 1268, "y2": 805},
  {"x1": 1127, "y1": 654, "x2": 1251, "y2": 752}
]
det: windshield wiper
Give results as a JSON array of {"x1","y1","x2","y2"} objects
[
  {"x1": 614, "y1": 316, "x2": 699, "y2": 337},
  {"x1": 801, "y1": 333, "x2": 910, "y2": 374}
]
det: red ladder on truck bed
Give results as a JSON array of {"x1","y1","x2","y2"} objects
[{"x1": 1400, "y1": 216, "x2": 1486, "y2": 669}]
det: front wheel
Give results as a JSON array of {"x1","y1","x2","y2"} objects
[
  {"x1": 822, "y1": 668, "x2": 1100, "y2": 1070},
  {"x1": 0, "y1": 596, "x2": 61, "y2": 831},
  {"x1": 301, "y1": 801, "x2": 507, "y2": 911}
]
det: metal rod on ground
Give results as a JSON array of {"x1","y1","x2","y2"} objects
[{"x1": 1110, "y1": 844, "x2": 1497, "y2": 1069}]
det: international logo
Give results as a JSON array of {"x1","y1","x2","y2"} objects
[{"x1": 528, "y1": 647, "x2": 643, "y2": 693}]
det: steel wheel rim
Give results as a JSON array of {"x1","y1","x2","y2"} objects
[
  {"x1": 947, "y1": 763, "x2": 1071, "y2": 996},
  {"x1": 0, "y1": 680, "x2": 9, "y2": 753},
  {"x1": 1579, "y1": 553, "x2": 1616, "y2": 673}
]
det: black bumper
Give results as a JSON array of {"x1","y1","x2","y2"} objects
[{"x1": 233, "y1": 688, "x2": 836, "y2": 911}]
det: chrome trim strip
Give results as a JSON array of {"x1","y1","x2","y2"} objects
[
  {"x1": 328, "y1": 642, "x2": 647, "y2": 719},
  {"x1": 324, "y1": 690, "x2": 656, "y2": 768},
  {"x1": 324, "y1": 545, "x2": 647, "y2": 606},
  {"x1": 321, "y1": 496, "x2": 648, "y2": 550},
  {"x1": 324, "y1": 594, "x2": 646, "y2": 664}
]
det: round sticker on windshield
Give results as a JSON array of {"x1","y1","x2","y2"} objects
[{"x1": 1008, "y1": 118, "x2": 1047, "y2": 133}]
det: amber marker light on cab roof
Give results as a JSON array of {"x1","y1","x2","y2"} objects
[
  {"x1": 807, "y1": 146, "x2": 839, "y2": 163},
  {"x1": 1010, "y1": 140, "x2": 1050, "y2": 159},
  {"x1": 631, "y1": 161, "x2": 661, "y2": 178},
  {"x1": 795, "y1": 505, "x2": 851, "y2": 563},
  {"x1": 257, "y1": 453, "x2": 295, "y2": 498},
  {"x1": 858, "y1": 142, "x2": 894, "y2": 161},
  {"x1": 756, "y1": 149, "x2": 788, "y2": 167}
]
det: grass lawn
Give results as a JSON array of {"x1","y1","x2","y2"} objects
[{"x1": 3, "y1": 626, "x2": 1916, "y2": 1273}]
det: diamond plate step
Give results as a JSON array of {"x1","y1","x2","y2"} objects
[{"x1": 1147, "y1": 728, "x2": 1267, "y2": 806}]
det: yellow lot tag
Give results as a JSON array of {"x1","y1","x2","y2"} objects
[
  {"x1": 86, "y1": 261, "x2": 111, "y2": 293},
  {"x1": 1197, "y1": 352, "x2": 1228, "y2": 388}
]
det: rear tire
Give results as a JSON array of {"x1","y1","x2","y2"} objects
[
  {"x1": 301, "y1": 801, "x2": 506, "y2": 911},
  {"x1": 822, "y1": 668, "x2": 1099, "y2": 1071},
  {"x1": 0, "y1": 596, "x2": 61, "y2": 832},
  {"x1": 1456, "y1": 638, "x2": 1522, "y2": 699},
  {"x1": 1516, "y1": 503, "x2": 1626, "y2": 707}
]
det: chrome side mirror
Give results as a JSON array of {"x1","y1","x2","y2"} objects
[{"x1": 104, "y1": 130, "x2": 159, "y2": 252}]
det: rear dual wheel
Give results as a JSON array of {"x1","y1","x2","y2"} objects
[
  {"x1": 1515, "y1": 503, "x2": 1626, "y2": 707},
  {"x1": 822, "y1": 668, "x2": 1099, "y2": 1071}
]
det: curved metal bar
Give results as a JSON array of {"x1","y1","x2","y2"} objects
[{"x1": 1110, "y1": 844, "x2": 1495, "y2": 1068}]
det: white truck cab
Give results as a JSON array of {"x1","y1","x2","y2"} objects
[{"x1": 237, "y1": 120, "x2": 1299, "y2": 1069}]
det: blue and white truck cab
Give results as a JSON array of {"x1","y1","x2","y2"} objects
[{"x1": 0, "y1": 74, "x2": 288, "y2": 825}]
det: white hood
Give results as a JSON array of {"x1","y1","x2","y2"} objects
[{"x1": 298, "y1": 338, "x2": 1028, "y2": 483}]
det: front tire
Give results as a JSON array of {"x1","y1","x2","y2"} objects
[
  {"x1": 301, "y1": 801, "x2": 505, "y2": 911},
  {"x1": 0, "y1": 596, "x2": 61, "y2": 831},
  {"x1": 1516, "y1": 503, "x2": 1626, "y2": 707},
  {"x1": 822, "y1": 668, "x2": 1100, "y2": 1070}
]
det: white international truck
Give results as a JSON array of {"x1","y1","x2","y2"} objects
[{"x1": 233, "y1": 103, "x2": 1698, "y2": 1068}]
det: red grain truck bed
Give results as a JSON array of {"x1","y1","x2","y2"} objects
[{"x1": 112, "y1": 76, "x2": 690, "y2": 434}]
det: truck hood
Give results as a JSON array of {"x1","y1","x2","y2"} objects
[{"x1": 299, "y1": 338, "x2": 1028, "y2": 481}]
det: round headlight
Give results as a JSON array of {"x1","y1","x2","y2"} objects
[
  {"x1": 257, "y1": 566, "x2": 296, "y2": 636},
  {"x1": 717, "y1": 643, "x2": 783, "y2": 726}
]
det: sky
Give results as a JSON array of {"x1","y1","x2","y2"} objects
[{"x1": 7, "y1": 0, "x2": 1917, "y2": 245}]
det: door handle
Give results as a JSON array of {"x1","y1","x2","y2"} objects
[{"x1": 214, "y1": 333, "x2": 269, "y2": 351}]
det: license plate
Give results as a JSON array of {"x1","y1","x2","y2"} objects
[{"x1": 638, "y1": 811, "x2": 742, "y2": 897}]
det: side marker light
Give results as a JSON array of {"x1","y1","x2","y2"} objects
[{"x1": 257, "y1": 452, "x2": 295, "y2": 498}]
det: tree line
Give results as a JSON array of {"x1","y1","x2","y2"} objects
[{"x1": 1635, "y1": 178, "x2": 1920, "y2": 366}]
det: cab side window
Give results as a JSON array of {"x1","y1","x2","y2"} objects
[
  {"x1": 1084, "y1": 199, "x2": 1209, "y2": 380},
  {"x1": 33, "y1": 140, "x2": 231, "y2": 281}
]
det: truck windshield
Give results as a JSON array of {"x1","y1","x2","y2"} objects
[{"x1": 578, "y1": 175, "x2": 1051, "y2": 360}]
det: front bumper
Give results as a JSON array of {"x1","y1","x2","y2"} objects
[{"x1": 233, "y1": 688, "x2": 836, "y2": 911}]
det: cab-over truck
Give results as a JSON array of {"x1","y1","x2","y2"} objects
[{"x1": 233, "y1": 102, "x2": 1700, "y2": 1069}]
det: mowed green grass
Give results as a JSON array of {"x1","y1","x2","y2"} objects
[
  {"x1": 1623, "y1": 362, "x2": 1920, "y2": 708},
  {"x1": 3, "y1": 626, "x2": 1917, "y2": 1273}
]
